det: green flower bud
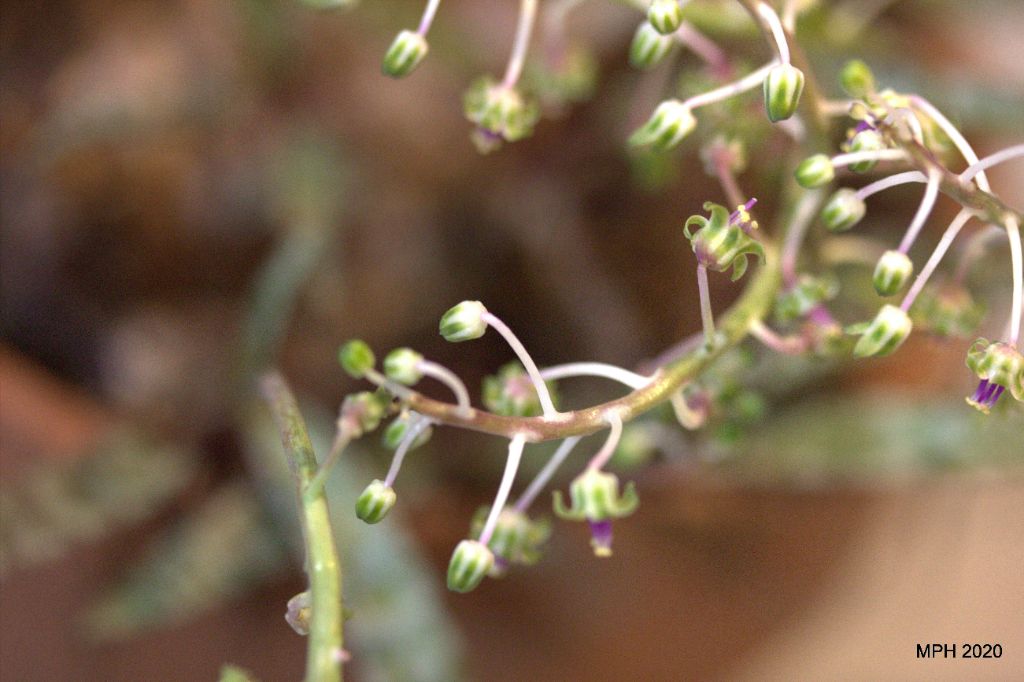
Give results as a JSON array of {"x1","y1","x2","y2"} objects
[
  {"x1": 553, "y1": 469, "x2": 638, "y2": 556},
  {"x1": 774, "y1": 274, "x2": 839, "y2": 323},
  {"x1": 910, "y1": 282, "x2": 984, "y2": 338},
  {"x1": 847, "y1": 129, "x2": 886, "y2": 173},
  {"x1": 851, "y1": 304, "x2": 913, "y2": 357},
  {"x1": 381, "y1": 412, "x2": 433, "y2": 450},
  {"x1": 840, "y1": 59, "x2": 876, "y2": 98},
  {"x1": 684, "y1": 202, "x2": 765, "y2": 281},
  {"x1": 339, "y1": 391, "x2": 387, "y2": 436},
  {"x1": 872, "y1": 250, "x2": 913, "y2": 297},
  {"x1": 794, "y1": 154, "x2": 835, "y2": 188},
  {"x1": 763, "y1": 63, "x2": 805, "y2": 122},
  {"x1": 629, "y1": 22, "x2": 674, "y2": 70},
  {"x1": 383, "y1": 347, "x2": 424, "y2": 385},
  {"x1": 482, "y1": 362, "x2": 558, "y2": 417},
  {"x1": 647, "y1": 0, "x2": 683, "y2": 35},
  {"x1": 439, "y1": 300, "x2": 488, "y2": 342},
  {"x1": 338, "y1": 339, "x2": 375, "y2": 378},
  {"x1": 629, "y1": 100, "x2": 697, "y2": 152},
  {"x1": 355, "y1": 479, "x2": 397, "y2": 524},
  {"x1": 463, "y1": 77, "x2": 539, "y2": 153},
  {"x1": 965, "y1": 339, "x2": 1023, "y2": 412},
  {"x1": 470, "y1": 506, "x2": 551, "y2": 575},
  {"x1": 446, "y1": 539, "x2": 494, "y2": 593},
  {"x1": 821, "y1": 188, "x2": 866, "y2": 232},
  {"x1": 382, "y1": 30, "x2": 429, "y2": 79}
]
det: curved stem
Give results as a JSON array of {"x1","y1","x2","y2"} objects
[
  {"x1": 749, "y1": 319, "x2": 806, "y2": 354},
  {"x1": 684, "y1": 61, "x2": 778, "y2": 110},
  {"x1": 897, "y1": 170, "x2": 940, "y2": 254},
  {"x1": 1006, "y1": 215, "x2": 1022, "y2": 347},
  {"x1": 960, "y1": 143, "x2": 1024, "y2": 183},
  {"x1": 854, "y1": 170, "x2": 927, "y2": 201},
  {"x1": 416, "y1": 0, "x2": 442, "y2": 36},
  {"x1": 909, "y1": 95, "x2": 990, "y2": 192},
  {"x1": 586, "y1": 411, "x2": 624, "y2": 471},
  {"x1": 831, "y1": 149, "x2": 908, "y2": 169},
  {"x1": 478, "y1": 434, "x2": 527, "y2": 545},
  {"x1": 383, "y1": 415, "x2": 432, "y2": 487},
  {"x1": 900, "y1": 209, "x2": 973, "y2": 313},
  {"x1": 363, "y1": 369, "x2": 414, "y2": 400},
  {"x1": 756, "y1": 1, "x2": 791, "y2": 63},
  {"x1": 514, "y1": 436, "x2": 582, "y2": 512},
  {"x1": 696, "y1": 264, "x2": 716, "y2": 346},
  {"x1": 482, "y1": 311, "x2": 559, "y2": 417},
  {"x1": 503, "y1": 0, "x2": 539, "y2": 89},
  {"x1": 418, "y1": 360, "x2": 471, "y2": 413},
  {"x1": 539, "y1": 362, "x2": 652, "y2": 389}
]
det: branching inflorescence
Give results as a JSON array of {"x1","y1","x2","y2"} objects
[{"x1": 310, "y1": 0, "x2": 1024, "y2": 601}]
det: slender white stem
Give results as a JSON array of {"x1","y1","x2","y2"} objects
[
  {"x1": 364, "y1": 368, "x2": 414, "y2": 400},
  {"x1": 383, "y1": 414, "x2": 432, "y2": 487},
  {"x1": 909, "y1": 95, "x2": 990, "y2": 192},
  {"x1": 670, "y1": 389, "x2": 705, "y2": 429},
  {"x1": 749, "y1": 319, "x2": 807, "y2": 354},
  {"x1": 831, "y1": 149, "x2": 908, "y2": 169},
  {"x1": 1006, "y1": 215, "x2": 1022, "y2": 347},
  {"x1": 684, "y1": 61, "x2": 778, "y2": 110},
  {"x1": 482, "y1": 312, "x2": 559, "y2": 417},
  {"x1": 821, "y1": 99, "x2": 854, "y2": 117},
  {"x1": 675, "y1": 22, "x2": 728, "y2": 71},
  {"x1": 960, "y1": 143, "x2": 1024, "y2": 183},
  {"x1": 782, "y1": 0, "x2": 800, "y2": 31},
  {"x1": 586, "y1": 411, "x2": 624, "y2": 471},
  {"x1": 781, "y1": 189, "x2": 823, "y2": 286},
  {"x1": 897, "y1": 170, "x2": 941, "y2": 254},
  {"x1": 756, "y1": 1, "x2": 790, "y2": 64},
  {"x1": 416, "y1": 0, "x2": 442, "y2": 36},
  {"x1": 502, "y1": 0, "x2": 539, "y2": 89},
  {"x1": 308, "y1": 428, "x2": 352, "y2": 497},
  {"x1": 513, "y1": 436, "x2": 582, "y2": 512},
  {"x1": 417, "y1": 360, "x2": 471, "y2": 413},
  {"x1": 539, "y1": 362, "x2": 652, "y2": 389},
  {"x1": 855, "y1": 170, "x2": 927, "y2": 201},
  {"x1": 478, "y1": 434, "x2": 527, "y2": 545},
  {"x1": 900, "y1": 209, "x2": 973, "y2": 312},
  {"x1": 696, "y1": 264, "x2": 715, "y2": 345}
]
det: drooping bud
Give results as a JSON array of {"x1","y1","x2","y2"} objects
[
  {"x1": 383, "y1": 347, "x2": 424, "y2": 385},
  {"x1": 840, "y1": 59, "x2": 876, "y2": 98},
  {"x1": 775, "y1": 274, "x2": 839, "y2": 323},
  {"x1": 439, "y1": 300, "x2": 488, "y2": 342},
  {"x1": 965, "y1": 339, "x2": 1023, "y2": 413},
  {"x1": 629, "y1": 22, "x2": 674, "y2": 71},
  {"x1": 850, "y1": 304, "x2": 913, "y2": 357},
  {"x1": 647, "y1": 0, "x2": 683, "y2": 35},
  {"x1": 846, "y1": 129, "x2": 887, "y2": 173},
  {"x1": 381, "y1": 30, "x2": 429, "y2": 79},
  {"x1": 482, "y1": 362, "x2": 558, "y2": 417},
  {"x1": 381, "y1": 412, "x2": 433, "y2": 450},
  {"x1": 872, "y1": 250, "x2": 913, "y2": 297},
  {"x1": 629, "y1": 100, "x2": 697, "y2": 152},
  {"x1": 683, "y1": 202, "x2": 765, "y2": 281},
  {"x1": 821, "y1": 188, "x2": 866, "y2": 232},
  {"x1": 470, "y1": 506, "x2": 551, "y2": 575},
  {"x1": 338, "y1": 339, "x2": 375, "y2": 378},
  {"x1": 463, "y1": 77, "x2": 539, "y2": 153},
  {"x1": 446, "y1": 539, "x2": 495, "y2": 593},
  {"x1": 339, "y1": 391, "x2": 387, "y2": 436},
  {"x1": 910, "y1": 281, "x2": 985, "y2": 338},
  {"x1": 762, "y1": 63, "x2": 805, "y2": 122},
  {"x1": 553, "y1": 469, "x2": 638, "y2": 557},
  {"x1": 794, "y1": 154, "x2": 835, "y2": 188},
  {"x1": 355, "y1": 479, "x2": 397, "y2": 524}
]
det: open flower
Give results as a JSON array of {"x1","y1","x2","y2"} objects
[
  {"x1": 553, "y1": 469, "x2": 638, "y2": 556},
  {"x1": 684, "y1": 201, "x2": 765, "y2": 281},
  {"x1": 965, "y1": 339, "x2": 1023, "y2": 413},
  {"x1": 463, "y1": 77, "x2": 539, "y2": 153}
]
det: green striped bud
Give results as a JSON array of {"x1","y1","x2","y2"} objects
[
  {"x1": 847, "y1": 129, "x2": 886, "y2": 173},
  {"x1": 872, "y1": 250, "x2": 913, "y2": 297},
  {"x1": 629, "y1": 22, "x2": 674, "y2": 70},
  {"x1": 338, "y1": 339, "x2": 375, "y2": 378},
  {"x1": 851, "y1": 304, "x2": 913, "y2": 357},
  {"x1": 629, "y1": 99, "x2": 697, "y2": 152},
  {"x1": 383, "y1": 347, "x2": 424, "y2": 385},
  {"x1": 355, "y1": 479, "x2": 397, "y2": 524},
  {"x1": 382, "y1": 30, "x2": 429, "y2": 79},
  {"x1": 439, "y1": 300, "x2": 488, "y2": 342},
  {"x1": 840, "y1": 59, "x2": 876, "y2": 98},
  {"x1": 446, "y1": 539, "x2": 494, "y2": 593},
  {"x1": 381, "y1": 413, "x2": 433, "y2": 450},
  {"x1": 647, "y1": 0, "x2": 683, "y2": 35},
  {"x1": 794, "y1": 154, "x2": 835, "y2": 188},
  {"x1": 821, "y1": 189, "x2": 866, "y2": 232},
  {"x1": 470, "y1": 506, "x2": 551, "y2": 575},
  {"x1": 763, "y1": 63, "x2": 805, "y2": 122}
]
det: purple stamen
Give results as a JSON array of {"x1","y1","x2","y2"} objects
[
  {"x1": 855, "y1": 121, "x2": 876, "y2": 133},
  {"x1": 968, "y1": 379, "x2": 1006, "y2": 412},
  {"x1": 970, "y1": 379, "x2": 990, "y2": 403},
  {"x1": 587, "y1": 519, "x2": 614, "y2": 557},
  {"x1": 728, "y1": 197, "x2": 758, "y2": 224}
]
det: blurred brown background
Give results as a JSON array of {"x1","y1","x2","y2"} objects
[{"x1": 2, "y1": 0, "x2": 1023, "y2": 680}]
